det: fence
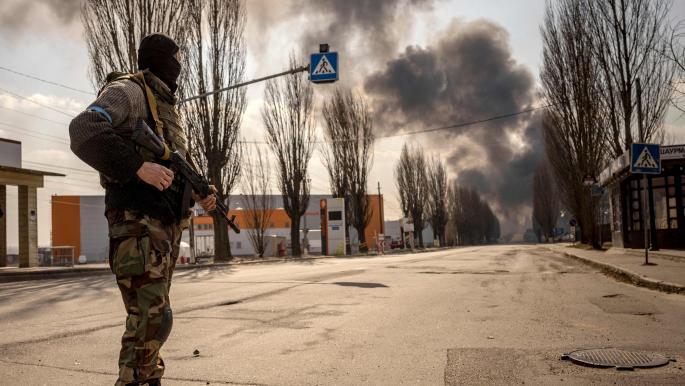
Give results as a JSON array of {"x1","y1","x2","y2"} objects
[{"x1": 46, "y1": 246, "x2": 76, "y2": 267}]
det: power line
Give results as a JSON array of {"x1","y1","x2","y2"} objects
[
  {"x1": 24, "y1": 160, "x2": 98, "y2": 175},
  {"x1": 376, "y1": 105, "x2": 550, "y2": 139},
  {"x1": 0, "y1": 86, "x2": 76, "y2": 118},
  {"x1": 0, "y1": 105, "x2": 71, "y2": 126},
  {"x1": 0, "y1": 65, "x2": 94, "y2": 95},
  {"x1": 0, "y1": 121, "x2": 70, "y2": 144}
]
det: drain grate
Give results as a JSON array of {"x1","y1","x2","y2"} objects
[{"x1": 562, "y1": 348, "x2": 674, "y2": 370}]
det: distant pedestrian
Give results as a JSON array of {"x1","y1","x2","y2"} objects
[{"x1": 69, "y1": 33, "x2": 216, "y2": 386}]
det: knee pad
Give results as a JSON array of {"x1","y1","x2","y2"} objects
[{"x1": 155, "y1": 306, "x2": 173, "y2": 343}]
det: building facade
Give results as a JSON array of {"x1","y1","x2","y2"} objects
[
  {"x1": 600, "y1": 144, "x2": 685, "y2": 250},
  {"x1": 51, "y1": 193, "x2": 386, "y2": 258}
]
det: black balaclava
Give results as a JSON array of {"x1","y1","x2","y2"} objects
[{"x1": 138, "y1": 33, "x2": 181, "y2": 93}]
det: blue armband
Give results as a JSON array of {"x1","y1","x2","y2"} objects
[{"x1": 87, "y1": 105, "x2": 113, "y2": 124}]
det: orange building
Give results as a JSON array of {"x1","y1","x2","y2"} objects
[
  {"x1": 51, "y1": 195, "x2": 108, "y2": 262},
  {"x1": 364, "y1": 194, "x2": 385, "y2": 249}
]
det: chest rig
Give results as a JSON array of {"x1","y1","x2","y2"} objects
[{"x1": 101, "y1": 70, "x2": 192, "y2": 221}]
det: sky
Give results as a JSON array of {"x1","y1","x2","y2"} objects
[{"x1": 0, "y1": 0, "x2": 684, "y2": 250}]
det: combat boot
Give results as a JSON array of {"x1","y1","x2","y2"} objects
[{"x1": 143, "y1": 379, "x2": 161, "y2": 386}]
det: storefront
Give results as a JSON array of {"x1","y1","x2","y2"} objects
[{"x1": 600, "y1": 144, "x2": 685, "y2": 250}]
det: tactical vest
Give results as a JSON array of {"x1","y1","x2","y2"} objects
[
  {"x1": 100, "y1": 70, "x2": 192, "y2": 222},
  {"x1": 100, "y1": 70, "x2": 187, "y2": 158}
]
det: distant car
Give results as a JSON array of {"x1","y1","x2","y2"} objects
[{"x1": 390, "y1": 239, "x2": 403, "y2": 249}]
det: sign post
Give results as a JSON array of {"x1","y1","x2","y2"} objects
[{"x1": 630, "y1": 142, "x2": 661, "y2": 265}]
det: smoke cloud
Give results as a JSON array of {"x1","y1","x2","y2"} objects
[
  {"x1": 247, "y1": 0, "x2": 433, "y2": 82},
  {"x1": 0, "y1": 0, "x2": 81, "y2": 36},
  {"x1": 364, "y1": 19, "x2": 542, "y2": 235}
]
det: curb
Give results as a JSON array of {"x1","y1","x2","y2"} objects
[
  {"x1": 549, "y1": 247, "x2": 685, "y2": 295},
  {"x1": 0, "y1": 255, "x2": 335, "y2": 283},
  {"x1": 0, "y1": 247, "x2": 451, "y2": 284}
]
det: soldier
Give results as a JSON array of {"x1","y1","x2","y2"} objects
[{"x1": 69, "y1": 34, "x2": 216, "y2": 386}]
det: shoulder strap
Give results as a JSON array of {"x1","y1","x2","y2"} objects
[{"x1": 131, "y1": 72, "x2": 164, "y2": 136}]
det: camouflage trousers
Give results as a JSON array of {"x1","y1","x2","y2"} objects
[{"x1": 106, "y1": 209, "x2": 185, "y2": 385}]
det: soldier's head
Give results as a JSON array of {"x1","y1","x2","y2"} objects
[{"x1": 138, "y1": 33, "x2": 181, "y2": 92}]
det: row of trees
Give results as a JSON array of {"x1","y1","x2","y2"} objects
[
  {"x1": 538, "y1": 0, "x2": 676, "y2": 248},
  {"x1": 394, "y1": 143, "x2": 500, "y2": 247},
  {"x1": 83, "y1": 0, "x2": 376, "y2": 258}
]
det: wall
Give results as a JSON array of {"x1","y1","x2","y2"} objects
[
  {"x1": 0, "y1": 139, "x2": 21, "y2": 168},
  {"x1": 51, "y1": 195, "x2": 80, "y2": 258},
  {"x1": 79, "y1": 196, "x2": 107, "y2": 262}
]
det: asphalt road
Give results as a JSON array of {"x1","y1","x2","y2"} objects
[{"x1": 1, "y1": 245, "x2": 684, "y2": 385}]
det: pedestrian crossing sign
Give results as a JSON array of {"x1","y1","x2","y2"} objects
[
  {"x1": 630, "y1": 143, "x2": 661, "y2": 174},
  {"x1": 310, "y1": 52, "x2": 338, "y2": 83}
]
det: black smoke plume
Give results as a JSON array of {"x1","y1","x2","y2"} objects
[{"x1": 364, "y1": 19, "x2": 542, "y2": 236}]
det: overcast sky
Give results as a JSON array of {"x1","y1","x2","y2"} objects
[{"x1": 0, "y1": 0, "x2": 684, "y2": 249}]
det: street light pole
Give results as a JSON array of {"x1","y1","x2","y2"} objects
[{"x1": 637, "y1": 78, "x2": 650, "y2": 265}]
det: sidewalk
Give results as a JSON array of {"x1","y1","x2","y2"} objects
[
  {"x1": 0, "y1": 256, "x2": 328, "y2": 283},
  {"x1": 546, "y1": 243, "x2": 685, "y2": 294},
  {"x1": 0, "y1": 247, "x2": 447, "y2": 283}
]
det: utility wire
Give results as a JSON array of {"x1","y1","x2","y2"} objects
[
  {"x1": 0, "y1": 65, "x2": 94, "y2": 95},
  {"x1": 24, "y1": 160, "x2": 98, "y2": 175},
  {"x1": 0, "y1": 105, "x2": 71, "y2": 126},
  {"x1": 0, "y1": 121, "x2": 70, "y2": 144},
  {"x1": 375, "y1": 105, "x2": 550, "y2": 139},
  {"x1": 0, "y1": 86, "x2": 76, "y2": 118}
]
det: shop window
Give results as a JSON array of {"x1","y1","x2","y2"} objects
[{"x1": 653, "y1": 188, "x2": 668, "y2": 230}]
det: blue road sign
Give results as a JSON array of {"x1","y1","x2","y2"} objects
[
  {"x1": 630, "y1": 143, "x2": 661, "y2": 174},
  {"x1": 310, "y1": 52, "x2": 338, "y2": 83}
]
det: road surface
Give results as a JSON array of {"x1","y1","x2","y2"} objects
[{"x1": 0, "y1": 245, "x2": 684, "y2": 385}]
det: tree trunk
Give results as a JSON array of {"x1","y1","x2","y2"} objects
[
  {"x1": 212, "y1": 212, "x2": 232, "y2": 261},
  {"x1": 356, "y1": 225, "x2": 367, "y2": 252},
  {"x1": 290, "y1": 217, "x2": 301, "y2": 257}
]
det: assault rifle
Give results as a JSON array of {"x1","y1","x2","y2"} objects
[{"x1": 131, "y1": 120, "x2": 240, "y2": 234}]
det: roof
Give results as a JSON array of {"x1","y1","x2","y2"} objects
[{"x1": 0, "y1": 165, "x2": 65, "y2": 177}]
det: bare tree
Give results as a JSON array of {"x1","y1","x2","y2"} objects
[
  {"x1": 262, "y1": 57, "x2": 315, "y2": 257},
  {"x1": 241, "y1": 146, "x2": 274, "y2": 258},
  {"x1": 426, "y1": 156, "x2": 448, "y2": 246},
  {"x1": 532, "y1": 162, "x2": 560, "y2": 242},
  {"x1": 321, "y1": 88, "x2": 375, "y2": 252},
  {"x1": 445, "y1": 181, "x2": 499, "y2": 245},
  {"x1": 667, "y1": 20, "x2": 685, "y2": 114},
  {"x1": 181, "y1": 0, "x2": 246, "y2": 260},
  {"x1": 395, "y1": 143, "x2": 427, "y2": 247},
  {"x1": 587, "y1": 0, "x2": 674, "y2": 154},
  {"x1": 541, "y1": 0, "x2": 607, "y2": 248},
  {"x1": 82, "y1": 0, "x2": 191, "y2": 87}
]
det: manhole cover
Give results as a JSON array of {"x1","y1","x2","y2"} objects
[{"x1": 562, "y1": 348, "x2": 674, "y2": 370}]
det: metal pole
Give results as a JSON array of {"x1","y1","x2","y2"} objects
[
  {"x1": 598, "y1": 198, "x2": 602, "y2": 249},
  {"x1": 178, "y1": 65, "x2": 309, "y2": 105},
  {"x1": 637, "y1": 78, "x2": 649, "y2": 264},
  {"x1": 377, "y1": 182, "x2": 384, "y2": 253},
  {"x1": 189, "y1": 214, "x2": 196, "y2": 264}
]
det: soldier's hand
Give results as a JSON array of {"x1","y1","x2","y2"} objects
[
  {"x1": 192, "y1": 185, "x2": 217, "y2": 212},
  {"x1": 136, "y1": 162, "x2": 174, "y2": 191}
]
